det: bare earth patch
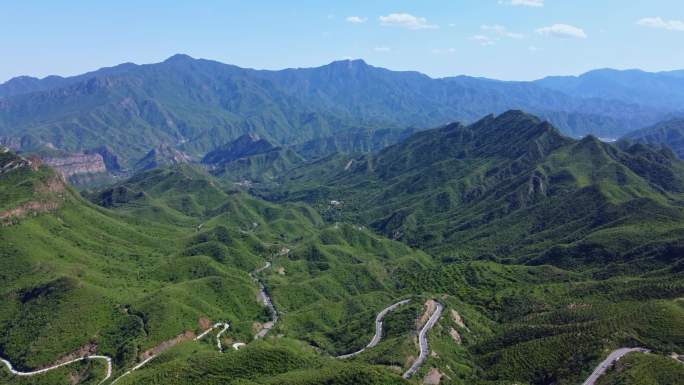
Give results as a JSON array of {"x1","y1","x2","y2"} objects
[
  {"x1": 449, "y1": 327, "x2": 462, "y2": 344},
  {"x1": 417, "y1": 300, "x2": 438, "y2": 330},
  {"x1": 423, "y1": 368, "x2": 443, "y2": 384},
  {"x1": 140, "y1": 331, "x2": 194, "y2": 361}
]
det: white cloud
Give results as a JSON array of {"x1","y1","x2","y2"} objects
[
  {"x1": 374, "y1": 46, "x2": 391, "y2": 52},
  {"x1": 637, "y1": 17, "x2": 684, "y2": 31},
  {"x1": 528, "y1": 45, "x2": 539, "y2": 51},
  {"x1": 346, "y1": 16, "x2": 367, "y2": 24},
  {"x1": 481, "y1": 24, "x2": 525, "y2": 39},
  {"x1": 536, "y1": 24, "x2": 587, "y2": 39},
  {"x1": 379, "y1": 13, "x2": 438, "y2": 30},
  {"x1": 432, "y1": 47, "x2": 457, "y2": 54},
  {"x1": 500, "y1": 0, "x2": 544, "y2": 7},
  {"x1": 470, "y1": 35, "x2": 496, "y2": 46}
]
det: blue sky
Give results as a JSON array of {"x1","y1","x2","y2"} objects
[{"x1": 1, "y1": 0, "x2": 683, "y2": 82}]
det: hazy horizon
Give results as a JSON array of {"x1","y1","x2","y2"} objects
[{"x1": 2, "y1": 52, "x2": 684, "y2": 85}]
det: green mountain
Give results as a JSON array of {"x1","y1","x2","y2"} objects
[
  {"x1": 621, "y1": 118, "x2": 684, "y2": 159},
  {"x1": 202, "y1": 134, "x2": 277, "y2": 165},
  {"x1": 267, "y1": 111, "x2": 684, "y2": 274},
  {"x1": 202, "y1": 134, "x2": 304, "y2": 183},
  {"x1": 293, "y1": 127, "x2": 419, "y2": 160},
  {"x1": 1, "y1": 151, "x2": 434, "y2": 384},
  {"x1": 1, "y1": 126, "x2": 684, "y2": 385},
  {"x1": 0, "y1": 55, "x2": 676, "y2": 169}
]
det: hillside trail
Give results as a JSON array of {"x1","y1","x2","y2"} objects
[
  {"x1": 336, "y1": 299, "x2": 411, "y2": 359},
  {"x1": 403, "y1": 301, "x2": 444, "y2": 379}
]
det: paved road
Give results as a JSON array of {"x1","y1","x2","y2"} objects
[
  {"x1": 337, "y1": 299, "x2": 411, "y2": 359},
  {"x1": 1, "y1": 355, "x2": 112, "y2": 385},
  {"x1": 251, "y1": 262, "x2": 279, "y2": 338},
  {"x1": 403, "y1": 302, "x2": 444, "y2": 379},
  {"x1": 581, "y1": 348, "x2": 650, "y2": 385},
  {"x1": 4, "y1": 263, "x2": 275, "y2": 385}
]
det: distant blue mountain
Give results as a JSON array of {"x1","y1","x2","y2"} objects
[
  {"x1": 0, "y1": 55, "x2": 681, "y2": 167},
  {"x1": 535, "y1": 68, "x2": 684, "y2": 111}
]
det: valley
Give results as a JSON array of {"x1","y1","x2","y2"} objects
[
  {"x1": 1, "y1": 21, "x2": 684, "y2": 384},
  {"x1": 2, "y1": 106, "x2": 683, "y2": 385}
]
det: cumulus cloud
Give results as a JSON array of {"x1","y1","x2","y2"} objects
[
  {"x1": 379, "y1": 13, "x2": 438, "y2": 30},
  {"x1": 637, "y1": 17, "x2": 684, "y2": 31},
  {"x1": 346, "y1": 16, "x2": 367, "y2": 24},
  {"x1": 470, "y1": 35, "x2": 496, "y2": 46},
  {"x1": 500, "y1": 0, "x2": 544, "y2": 7},
  {"x1": 536, "y1": 24, "x2": 587, "y2": 39},
  {"x1": 481, "y1": 24, "x2": 525, "y2": 39}
]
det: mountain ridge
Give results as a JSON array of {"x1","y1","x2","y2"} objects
[
  {"x1": 621, "y1": 118, "x2": 684, "y2": 159},
  {"x1": 265, "y1": 110, "x2": 684, "y2": 273},
  {"x1": 0, "y1": 54, "x2": 679, "y2": 170}
]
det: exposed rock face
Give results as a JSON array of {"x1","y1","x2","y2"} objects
[
  {"x1": 139, "y1": 331, "x2": 195, "y2": 362},
  {"x1": 135, "y1": 144, "x2": 192, "y2": 171},
  {"x1": 417, "y1": 299, "x2": 438, "y2": 330},
  {"x1": 423, "y1": 368, "x2": 443, "y2": 385},
  {"x1": 450, "y1": 310, "x2": 467, "y2": 330},
  {"x1": 0, "y1": 153, "x2": 66, "y2": 225},
  {"x1": 449, "y1": 327, "x2": 462, "y2": 344},
  {"x1": 43, "y1": 153, "x2": 107, "y2": 179},
  {"x1": 85, "y1": 146, "x2": 121, "y2": 172},
  {"x1": 1, "y1": 147, "x2": 31, "y2": 175}
]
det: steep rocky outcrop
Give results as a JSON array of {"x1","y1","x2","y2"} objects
[
  {"x1": 1, "y1": 149, "x2": 67, "y2": 225},
  {"x1": 43, "y1": 153, "x2": 107, "y2": 179},
  {"x1": 85, "y1": 146, "x2": 121, "y2": 172},
  {"x1": 135, "y1": 144, "x2": 192, "y2": 171}
]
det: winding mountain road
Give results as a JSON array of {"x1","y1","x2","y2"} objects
[
  {"x1": 337, "y1": 299, "x2": 411, "y2": 359},
  {"x1": 251, "y1": 262, "x2": 279, "y2": 338},
  {"x1": 2, "y1": 262, "x2": 277, "y2": 384},
  {"x1": 581, "y1": 348, "x2": 650, "y2": 385},
  {"x1": 403, "y1": 302, "x2": 444, "y2": 379},
  {"x1": 1, "y1": 355, "x2": 112, "y2": 385}
]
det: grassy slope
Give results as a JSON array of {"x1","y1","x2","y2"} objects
[
  {"x1": 1, "y1": 161, "x2": 432, "y2": 384},
  {"x1": 265, "y1": 111, "x2": 684, "y2": 275},
  {"x1": 3, "y1": 128, "x2": 684, "y2": 385},
  {"x1": 596, "y1": 352, "x2": 684, "y2": 385},
  {"x1": 0, "y1": 186, "x2": 265, "y2": 369}
]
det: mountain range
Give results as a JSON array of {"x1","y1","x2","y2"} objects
[
  {"x1": 1, "y1": 54, "x2": 682, "y2": 171},
  {"x1": 265, "y1": 110, "x2": 684, "y2": 274},
  {"x1": 1, "y1": 106, "x2": 683, "y2": 385}
]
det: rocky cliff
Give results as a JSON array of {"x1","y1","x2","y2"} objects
[{"x1": 43, "y1": 153, "x2": 107, "y2": 179}]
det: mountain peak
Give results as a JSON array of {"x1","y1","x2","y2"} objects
[
  {"x1": 164, "y1": 53, "x2": 195, "y2": 63},
  {"x1": 329, "y1": 58, "x2": 368, "y2": 66},
  {"x1": 494, "y1": 109, "x2": 542, "y2": 124},
  {"x1": 325, "y1": 59, "x2": 371, "y2": 72}
]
